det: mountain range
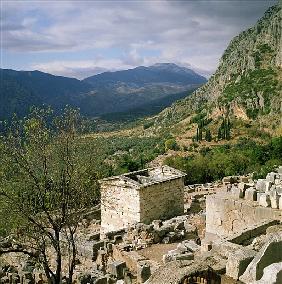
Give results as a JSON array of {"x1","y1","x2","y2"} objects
[{"x1": 0, "y1": 63, "x2": 206, "y2": 120}]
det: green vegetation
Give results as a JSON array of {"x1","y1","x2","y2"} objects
[
  {"x1": 165, "y1": 136, "x2": 282, "y2": 184},
  {"x1": 77, "y1": 135, "x2": 165, "y2": 177},
  {"x1": 192, "y1": 114, "x2": 213, "y2": 142},
  {"x1": 205, "y1": 129, "x2": 212, "y2": 142},
  {"x1": 254, "y1": 43, "x2": 274, "y2": 68},
  {"x1": 220, "y1": 68, "x2": 280, "y2": 118},
  {"x1": 165, "y1": 138, "x2": 179, "y2": 151},
  {"x1": 0, "y1": 108, "x2": 100, "y2": 283},
  {"x1": 218, "y1": 118, "x2": 231, "y2": 140}
]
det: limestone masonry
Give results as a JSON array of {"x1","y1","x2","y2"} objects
[
  {"x1": 100, "y1": 166, "x2": 186, "y2": 237},
  {"x1": 1, "y1": 166, "x2": 282, "y2": 284}
]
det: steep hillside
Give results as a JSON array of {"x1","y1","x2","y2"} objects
[{"x1": 152, "y1": 5, "x2": 281, "y2": 138}]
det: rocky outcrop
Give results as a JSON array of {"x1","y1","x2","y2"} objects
[
  {"x1": 154, "y1": 4, "x2": 282, "y2": 129},
  {"x1": 239, "y1": 232, "x2": 282, "y2": 283}
]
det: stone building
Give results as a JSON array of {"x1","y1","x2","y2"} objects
[{"x1": 100, "y1": 166, "x2": 186, "y2": 237}]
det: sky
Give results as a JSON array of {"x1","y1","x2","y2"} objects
[{"x1": 0, "y1": 0, "x2": 278, "y2": 79}]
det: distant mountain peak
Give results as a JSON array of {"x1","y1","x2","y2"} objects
[
  {"x1": 151, "y1": 63, "x2": 179, "y2": 67},
  {"x1": 149, "y1": 63, "x2": 199, "y2": 76}
]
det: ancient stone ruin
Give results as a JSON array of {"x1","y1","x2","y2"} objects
[
  {"x1": 1, "y1": 166, "x2": 282, "y2": 284},
  {"x1": 100, "y1": 166, "x2": 186, "y2": 237}
]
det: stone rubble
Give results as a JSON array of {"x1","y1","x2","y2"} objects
[{"x1": 1, "y1": 166, "x2": 282, "y2": 284}]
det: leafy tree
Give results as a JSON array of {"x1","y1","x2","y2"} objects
[
  {"x1": 164, "y1": 136, "x2": 282, "y2": 184},
  {"x1": 120, "y1": 155, "x2": 140, "y2": 172},
  {"x1": 0, "y1": 107, "x2": 100, "y2": 284}
]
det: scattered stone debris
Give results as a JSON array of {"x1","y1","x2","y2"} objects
[{"x1": 1, "y1": 166, "x2": 282, "y2": 283}]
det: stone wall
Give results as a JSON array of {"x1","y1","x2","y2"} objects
[
  {"x1": 100, "y1": 175, "x2": 185, "y2": 237},
  {"x1": 100, "y1": 179, "x2": 141, "y2": 236},
  {"x1": 139, "y1": 178, "x2": 184, "y2": 224},
  {"x1": 206, "y1": 193, "x2": 282, "y2": 238}
]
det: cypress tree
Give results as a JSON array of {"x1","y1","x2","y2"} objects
[
  {"x1": 205, "y1": 129, "x2": 212, "y2": 142},
  {"x1": 199, "y1": 127, "x2": 203, "y2": 141}
]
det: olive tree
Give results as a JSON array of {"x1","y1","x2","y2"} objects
[{"x1": 0, "y1": 107, "x2": 100, "y2": 284}]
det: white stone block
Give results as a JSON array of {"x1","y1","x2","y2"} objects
[
  {"x1": 276, "y1": 186, "x2": 282, "y2": 195},
  {"x1": 256, "y1": 179, "x2": 266, "y2": 191},
  {"x1": 231, "y1": 186, "x2": 244, "y2": 198},
  {"x1": 279, "y1": 196, "x2": 282, "y2": 210},
  {"x1": 245, "y1": 187, "x2": 257, "y2": 201},
  {"x1": 266, "y1": 172, "x2": 276, "y2": 183},
  {"x1": 259, "y1": 193, "x2": 271, "y2": 207},
  {"x1": 270, "y1": 191, "x2": 279, "y2": 209},
  {"x1": 265, "y1": 181, "x2": 272, "y2": 192},
  {"x1": 226, "y1": 249, "x2": 256, "y2": 280}
]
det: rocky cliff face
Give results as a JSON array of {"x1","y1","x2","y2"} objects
[{"x1": 154, "y1": 4, "x2": 281, "y2": 130}]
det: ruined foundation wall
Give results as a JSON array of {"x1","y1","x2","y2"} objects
[
  {"x1": 206, "y1": 194, "x2": 282, "y2": 238},
  {"x1": 100, "y1": 182, "x2": 141, "y2": 235},
  {"x1": 139, "y1": 178, "x2": 184, "y2": 224}
]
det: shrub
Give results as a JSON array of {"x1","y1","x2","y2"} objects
[{"x1": 165, "y1": 138, "x2": 179, "y2": 151}]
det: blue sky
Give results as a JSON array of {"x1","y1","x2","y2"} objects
[{"x1": 1, "y1": 0, "x2": 277, "y2": 79}]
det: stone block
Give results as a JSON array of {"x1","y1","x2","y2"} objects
[
  {"x1": 279, "y1": 196, "x2": 282, "y2": 210},
  {"x1": 175, "y1": 252, "x2": 194, "y2": 261},
  {"x1": 245, "y1": 187, "x2": 257, "y2": 201},
  {"x1": 256, "y1": 179, "x2": 266, "y2": 191},
  {"x1": 275, "y1": 185, "x2": 282, "y2": 194},
  {"x1": 231, "y1": 186, "x2": 244, "y2": 198},
  {"x1": 176, "y1": 243, "x2": 188, "y2": 254},
  {"x1": 265, "y1": 181, "x2": 272, "y2": 192},
  {"x1": 266, "y1": 172, "x2": 276, "y2": 183},
  {"x1": 152, "y1": 220, "x2": 162, "y2": 230},
  {"x1": 107, "y1": 261, "x2": 126, "y2": 280},
  {"x1": 201, "y1": 240, "x2": 212, "y2": 252},
  {"x1": 174, "y1": 220, "x2": 185, "y2": 230},
  {"x1": 240, "y1": 176, "x2": 250, "y2": 183},
  {"x1": 238, "y1": 182, "x2": 246, "y2": 190},
  {"x1": 222, "y1": 176, "x2": 239, "y2": 184},
  {"x1": 163, "y1": 251, "x2": 178, "y2": 263},
  {"x1": 181, "y1": 240, "x2": 200, "y2": 252},
  {"x1": 183, "y1": 222, "x2": 197, "y2": 234},
  {"x1": 226, "y1": 248, "x2": 256, "y2": 280},
  {"x1": 239, "y1": 233, "x2": 282, "y2": 283},
  {"x1": 255, "y1": 262, "x2": 282, "y2": 284},
  {"x1": 259, "y1": 193, "x2": 271, "y2": 207},
  {"x1": 278, "y1": 166, "x2": 282, "y2": 174},
  {"x1": 269, "y1": 191, "x2": 279, "y2": 209},
  {"x1": 93, "y1": 240, "x2": 105, "y2": 261},
  {"x1": 137, "y1": 261, "x2": 151, "y2": 283}
]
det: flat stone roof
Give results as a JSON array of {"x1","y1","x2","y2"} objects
[{"x1": 100, "y1": 165, "x2": 186, "y2": 188}]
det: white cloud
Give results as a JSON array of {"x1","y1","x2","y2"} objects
[
  {"x1": 2, "y1": 0, "x2": 277, "y2": 78},
  {"x1": 31, "y1": 59, "x2": 136, "y2": 79}
]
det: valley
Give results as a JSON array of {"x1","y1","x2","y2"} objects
[{"x1": 0, "y1": 2, "x2": 281, "y2": 284}]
